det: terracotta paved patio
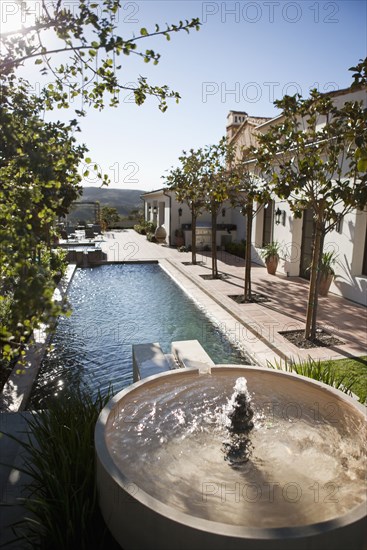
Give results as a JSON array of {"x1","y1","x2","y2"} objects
[{"x1": 100, "y1": 230, "x2": 367, "y2": 365}]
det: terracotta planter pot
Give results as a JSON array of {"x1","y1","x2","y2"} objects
[
  {"x1": 319, "y1": 272, "x2": 334, "y2": 296},
  {"x1": 265, "y1": 255, "x2": 278, "y2": 275},
  {"x1": 154, "y1": 225, "x2": 167, "y2": 244}
]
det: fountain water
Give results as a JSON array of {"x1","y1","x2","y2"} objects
[
  {"x1": 223, "y1": 377, "x2": 254, "y2": 464},
  {"x1": 95, "y1": 367, "x2": 367, "y2": 550}
]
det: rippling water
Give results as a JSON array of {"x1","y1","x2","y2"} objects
[
  {"x1": 30, "y1": 264, "x2": 249, "y2": 406},
  {"x1": 106, "y1": 371, "x2": 367, "y2": 527}
]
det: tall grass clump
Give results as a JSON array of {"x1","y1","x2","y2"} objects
[
  {"x1": 268, "y1": 357, "x2": 357, "y2": 396},
  {"x1": 11, "y1": 387, "x2": 119, "y2": 550}
]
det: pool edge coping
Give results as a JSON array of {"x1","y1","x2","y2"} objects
[{"x1": 159, "y1": 258, "x2": 287, "y2": 368}]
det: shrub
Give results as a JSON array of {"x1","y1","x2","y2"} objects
[
  {"x1": 268, "y1": 357, "x2": 357, "y2": 396},
  {"x1": 260, "y1": 241, "x2": 281, "y2": 262},
  {"x1": 49, "y1": 248, "x2": 68, "y2": 282},
  {"x1": 319, "y1": 250, "x2": 338, "y2": 277},
  {"x1": 10, "y1": 387, "x2": 119, "y2": 549},
  {"x1": 145, "y1": 221, "x2": 157, "y2": 234},
  {"x1": 225, "y1": 240, "x2": 246, "y2": 258},
  {"x1": 146, "y1": 232, "x2": 157, "y2": 243},
  {"x1": 133, "y1": 224, "x2": 146, "y2": 235},
  {"x1": 134, "y1": 221, "x2": 156, "y2": 236}
]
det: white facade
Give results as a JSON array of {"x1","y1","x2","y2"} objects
[
  {"x1": 141, "y1": 189, "x2": 245, "y2": 249},
  {"x1": 228, "y1": 87, "x2": 367, "y2": 306}
]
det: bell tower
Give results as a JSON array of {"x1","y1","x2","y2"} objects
[{"x1": 226, "y1": 111, "x2": 248, "y2": 140}]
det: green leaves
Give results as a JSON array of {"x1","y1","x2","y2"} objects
[
  {"x1": 256, "y1": 85, "x2": 366, "y2": 223},
  {"x1": 355, "y1": 147, "x2": 367, "y2": 172},
  {"x1": 0, "y1": 2, "x2": 203, "y2": 362},
  {"x1": 255, "y1": 61, "x2": 367, "y2": 340},
  {"x1": 1, "y1": 3, "x2": 201, "y2": 113},
  {"x1": 100, "y1": 205, "x2": 120, "y2": 230},
  {"x1": 357, "y1": 157, "x2": 367, "y2": 172},
  {"x1": 349, "y1": 57, "x2": 367, "y2": 88},
  {"x1": 1, "y1": 80, "x2": 86, "y2": 362}
]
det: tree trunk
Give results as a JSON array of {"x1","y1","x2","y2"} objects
[
  {"x1": 191, "y1": 210, "x2": 197, "y2": 265},
  {"x1": 304, "y1": 215, "x2": 325, "y2": 340},
  {"x1": 211, "y1": 207, "x2": 218, "y2": 278},
  {"x1": 310, "y1": 231, "x2": 325, "y2": 335},
  {"x1": 244, "y1": 202, "x2": 253, "y2": 301}
]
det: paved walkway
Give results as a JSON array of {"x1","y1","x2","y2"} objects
[{"x1": 101, "y1": 229, "x2": 367, "y2": 365}]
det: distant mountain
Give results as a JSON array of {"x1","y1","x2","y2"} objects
[
  {"x1": 66, "y1": 187, "x2": 145, "y2": 222},
  {"x1": 81, "y1": 187, "x2": 145, "y2": 215}
]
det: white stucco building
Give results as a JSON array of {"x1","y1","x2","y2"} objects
[
  {"x1": 141, "y1": 188, "x2": 244, "y2": 249},
  {"x1": 141, "y1": 87, "x2": 366, "y2": 307},
  {"x1": 227, "y1": 88, "x2": 367, "y2": 306}
]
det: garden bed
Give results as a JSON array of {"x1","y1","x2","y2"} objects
[
  {"x1": 279, "y1": 328, "x2": 344, "y2": 349},
  {"x1": 199, "y1": 273, "x2": 230, "y2": 280},
  {"x1": 228, "y1": 293, "x2": 270, "y2": 304}
]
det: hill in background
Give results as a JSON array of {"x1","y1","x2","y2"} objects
[{"x1": 67, "y1": 187, "x2": 145, "y2": 222}]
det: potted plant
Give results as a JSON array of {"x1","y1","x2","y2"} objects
[
  {"x1": 260, "y1": 241, "x2": 281, "y2": 275},
  {"x1": 318, "y1": 251, "x2": 337, "y2": 296},
  {"x1": 175, "y1": 228, "x2": 185, "y2": 247}
]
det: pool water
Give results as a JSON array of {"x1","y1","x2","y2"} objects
[{"x1": 30, "y1": 264, "x2": 249, "y2": 406}]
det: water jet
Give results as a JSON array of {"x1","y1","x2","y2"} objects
[{"x1": 95, "y1": 366, "x2": 366, "y2": 550}]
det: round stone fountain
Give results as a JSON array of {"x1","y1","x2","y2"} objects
[{"x1": 95, "y1": 367, "x2": 367, "y2": 550}]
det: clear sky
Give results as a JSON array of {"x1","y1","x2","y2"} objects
[{"x1": 3, "y1": 0, "x2": 367, "y2": 191}]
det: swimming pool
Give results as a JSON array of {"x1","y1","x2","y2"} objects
[{"x1": 30, "y1": 263, "x2": 251, "y2": 406}]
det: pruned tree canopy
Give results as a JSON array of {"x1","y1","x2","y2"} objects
[{"x1": 255, "y1": 68, "x2": 367, "y2": 339}]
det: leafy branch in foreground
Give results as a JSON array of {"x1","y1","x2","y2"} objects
[
  {"x1": 0, "y1": 78, "x2": 87, "y2": 361},
  {"x1": 1, "y1": 0, "x2": 201, "y2": 112},
  {"x1": 1, "y1": 1, "x2": 200, "y2": 363}
]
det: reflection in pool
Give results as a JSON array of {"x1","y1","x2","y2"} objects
[{"x1": 30, "y1": 263, "x2": 250, "y2": 406}]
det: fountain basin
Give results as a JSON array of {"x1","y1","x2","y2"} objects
[{"x1": 95, "y1": 367, "x2": 367, "y2": 550}]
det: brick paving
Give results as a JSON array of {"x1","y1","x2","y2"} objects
[{"x1": 101, "y1": 229, "x2": 367, "y2": 366}]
